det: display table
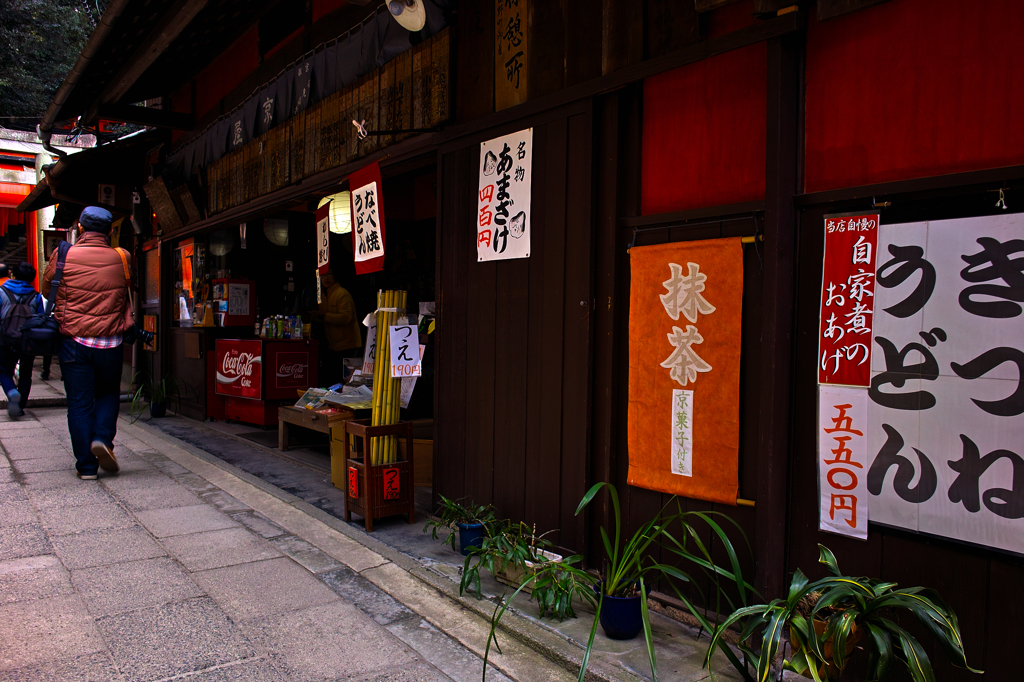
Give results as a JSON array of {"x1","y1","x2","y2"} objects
[{"x1": 277, "y1": 405, "x2": 355, "y2": 450}]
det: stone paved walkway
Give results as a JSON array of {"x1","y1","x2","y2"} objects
[{"x1": 0, "y1": 407, "x2": 568, "y2": 682}]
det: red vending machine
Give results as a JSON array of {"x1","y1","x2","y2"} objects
[{"x1": 214, "y1": 339, "x2": 319, "y2": 426}]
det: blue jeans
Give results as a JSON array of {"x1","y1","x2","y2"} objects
[
  {"x1": 0, "y1": 346, "x2": 33, "y2": 407},
  {"x1": 59, "y1": 338, "x2": 123, "y2": 475}
]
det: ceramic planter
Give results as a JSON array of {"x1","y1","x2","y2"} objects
[
  {"x1": 594, "y1": 583, "x2": 643, "y2": 640},
  {"x1": 149, "y1": 401, "x2": 166, "y2": 418},
  {"x1": 457, "y1": 522, "x2": 485, "y2": 556}
]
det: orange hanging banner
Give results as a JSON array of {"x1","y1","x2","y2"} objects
[{"x1": 628, "y1": 238, "x2": 743, "y2": 505}]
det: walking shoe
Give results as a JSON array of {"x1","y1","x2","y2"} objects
[
  {"x1": 90, "y1": 441, "x2": 119, "y2": 474},
  {"x1": 6, "y1": 390, "x2": 22, "y2": 418},
  {"x1": 77, "y1": 471, "x2": 98, "y2": 480}
]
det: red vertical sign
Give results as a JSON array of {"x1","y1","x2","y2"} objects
[
  {"x1": 348, "y1": 467, "x2": 359, "y2": 498},
  {"x1": 383, "y1": 467, "x2": 400, "y2": 500},
  {"x1": 818, "y1": 214, "x2": 879, "y2": 386}
]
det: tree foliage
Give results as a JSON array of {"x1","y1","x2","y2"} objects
[{"x1": 0, "y1": 0, "x2": 109, "y2": 122}]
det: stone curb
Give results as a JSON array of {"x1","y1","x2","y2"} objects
[{"x1": 124, "y1": 417, "x2": 645, "y2": 682}]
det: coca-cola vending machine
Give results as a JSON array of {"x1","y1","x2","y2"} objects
[{"x1": 214, "y1": 339, "x2": 319, "y2": 426}]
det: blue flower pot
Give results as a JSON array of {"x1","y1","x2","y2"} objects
[
  {"x1": 594, "y1": 583, "x2": 643, "y2": 640},
  {"x1": 457, "y1": 522, "x2": 485, "y2": 556}
]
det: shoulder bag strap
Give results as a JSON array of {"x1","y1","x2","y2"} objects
[
  {"x1": 43, "y1": 241, "x2": 72, "y2": 317},
  {"x1": 114, "y1": 247, "x2": 136, "y2": 319}
]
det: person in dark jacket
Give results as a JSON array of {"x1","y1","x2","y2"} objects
[
  {"x1": 42, "y1": 207, "x2": 134, "y2": 479},
  {"x1": 0, "y1": 262, "x2": 44, "y2": 417}
]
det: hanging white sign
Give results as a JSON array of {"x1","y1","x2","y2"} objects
[
  {"x1": 818, "y1": 384, "x2": 869, "y2": 540},
  {"x1": 316, "y1": 210, "x2": 330, "y2": 273},
  {"x1": 352, "y1": 181, "x2": 384, "y2": 265},
  {"x1": 477, "y1": 128, "x2": 532, "y2": 262},
  {"x1": 389, "y1": 325, "x2": 421, "y2": 378},
  {"x1": 865, "y1": 213, "x2": 1024, "y2": 554}
]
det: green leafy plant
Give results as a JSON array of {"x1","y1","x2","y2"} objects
[
  {"x1": 704, "y1": 544, "x2": 982, "y2": 682},
  {"x1": 477, "y1": 482, "x2": 755, "y2": 682},
  {"x1": 423, "y1": 495, "x2": 498, "y2": 551}
]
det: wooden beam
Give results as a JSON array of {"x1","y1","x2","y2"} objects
[
  {"x1": 97, "y1": 104, "x2": 196, "y2": 130},
  {"x1": 620, "y1": 200, "x2": 765, "y2": 228},
  {"x1": 755, "y1": 31, "x2": 802, "y2": 599},
  {"x1": 794, "y1": 164, "x2": 1024, "y2": 206},
  {"x1": 82, "y1": 0, "x2": 210, "y2": 125}
]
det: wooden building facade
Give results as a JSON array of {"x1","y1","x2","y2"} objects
[{"x1": 22, "y1": 1, "x2": 1024, "y2": 678}]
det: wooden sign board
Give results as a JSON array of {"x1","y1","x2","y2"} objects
[{"x1": 495, "y1": 0, "x2": 527, "y2": 110}]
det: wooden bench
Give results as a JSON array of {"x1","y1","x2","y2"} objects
[{"x1": 277, "y1": 405, "x2": 354, "y2": 450}]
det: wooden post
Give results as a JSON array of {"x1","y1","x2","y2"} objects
[{"x1": 756, "y1": 32, "x2": 802, "y2": 599}]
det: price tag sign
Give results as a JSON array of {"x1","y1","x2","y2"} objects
[{"x1": 389, "y1": 325, "x2": 421, "y2": 378}]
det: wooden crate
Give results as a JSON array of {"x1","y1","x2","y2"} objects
[
  {"x1": 397, "y1": 438, "x2": 433, "y2": 488},
  {"x1": 341, "y1": 419, "x2": 415, "y2": 532}
]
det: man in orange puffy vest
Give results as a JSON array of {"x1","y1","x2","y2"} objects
[{"x1": 42, "y1": 207, "x2": 134, "y2": 480}]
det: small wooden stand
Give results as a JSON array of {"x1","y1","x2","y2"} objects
[
  {"x1": 343, "y1": 418, "x2": 415, "y2": 531},
  {"x1": 277, "y1": 405, "x2": 353, "y2": 451}
]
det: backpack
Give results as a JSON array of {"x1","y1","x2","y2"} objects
[
  {"x1": 0, "y1": 288, "x2": 39, "y2": 348},
  {"x1": 19, "y1": 241, "x2": 71, "y2": 355}
]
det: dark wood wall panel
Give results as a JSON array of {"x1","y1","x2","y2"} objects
[
  {"x1": 435, "y1": 103, "x2": 594, "y2": 552},
  {"x1": 434, "y1": 147, "x2": 471, "y2": 501},
  {"x1": 613, "y1": 217, "x2": 762, "y2": 604}
]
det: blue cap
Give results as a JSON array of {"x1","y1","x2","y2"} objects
[{"x1": 79, "y1": 206, "x2": 113, "y2": 232}]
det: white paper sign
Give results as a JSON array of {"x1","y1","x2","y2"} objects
[
  {"x1": 818, "y1": 385, "x2": 869, "y2": 539},
  {"x1": 228, "y1": 284, "x2": 249, "y2": 316},
  {"x1": 399, "y1": 346, "x2": 426, "y2": 408},
  {"x1": 389, "y1": 325, "x2": 421, "y2": 378},
  {"x1": 866, "y1": 213, "x2": 1024, "y2": 554},
  {"x1": 362, "y1": 322, "x2": 377, "y2": 375},
  {"x1": 670, "y1": 389, "x2": 694, "y2": 477},
  {"x1": 477, "y1": 128, "x2": 532, "y2": 261},
  {"x1": 352, "y1": 181, "x2": 384, "y2": 264},
  {"x1": 316, "y1": 212, "x2": 330, "y2": 272}
]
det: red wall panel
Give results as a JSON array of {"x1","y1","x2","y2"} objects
[
  {"x1": 805, "y1": 0, "x2": 1024, "y2": 193},
  {"x1": 641, "y1": 44, "x2": 766, "y2": 215},
  {"x1": 194, "y1": 28, "x2": 259, "y2": 120},
  {"x1": 313, "y1": 0, "x2": 347, "y2": 23}
]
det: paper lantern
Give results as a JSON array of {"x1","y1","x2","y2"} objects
[
  {"x1": 209, "y1": 228, "x2": 234, "y2": 256},
  {"x1": 317, "y1": 191, "x2": 352, "y2": 234},
  {"x1": 263, "y1": 218, "x2": 289, "y2": 246}
]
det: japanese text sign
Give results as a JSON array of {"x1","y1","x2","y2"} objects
[
  {"x1": 477, "y1": 128, "x2": 532, "y2": 262},
  {"x1": 865, "y1": 214, "x2": 1024, "y2": 554},
  {"x1": 628, "y1": 239, "x2": 744, "y2": 505},
  {"x1": 349, "y1": 161, "x2": 385, "y2": 275},
  {"x1": 389, "y1": 325, "x2": 421, "y2": 378},
  {"x1": 383, "y1": 467, "x2": 400, "y2": 500},
  {"x1": 347, "y1": 466, "x2": 359, "y2": 499},
  {"x1": 315, "y1": 202, "x2": 330, "y2": 274},
  {"x1": 362, "y1": 322, "x2": 377, "y2": 375},
  {"x1": 818, "y1": 385, "x2": 869, "y2": 539},
  {"x1": 818, "y1": 213, "x2": 879, "y2": 386},
  {"x1": 494, "y1": 0, "x2": 526, "y2": 110}
]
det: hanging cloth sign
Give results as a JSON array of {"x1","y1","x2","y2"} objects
[
  {"x1": 818, "y1": 384, "x2": 869, "y2": 539},
  {"x1": 349, "y1": 161, "x2": 386, "y2": 275},
  {"x1": 477, "y1": 128, "x2": 532, "y2": 262},
  {"x1": 315, "y1": 202, "x2": 331, "y2": 274},
  {"x1": 627, "y1": 238, "x2": 744, "y2": 505}
]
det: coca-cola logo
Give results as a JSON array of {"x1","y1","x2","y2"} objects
[
  {"x1": 223, "y1": 352, "x2": 258, "y2": 377},
  {"x1": 216, "y1": 351, "x2": 261, "y2": 389},
  {"x1": 277, "y1": 362, "x2": 306, "y2": 378}
]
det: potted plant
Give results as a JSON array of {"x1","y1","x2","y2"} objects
[
  {"x1": 477, "y1": 482, "x2": 755, "y2": 682},
  {"x1": 704, "y1": 544, "x2": 983, "y2": 682},
  {"x1": 129, "y1": 373, "x2": 185, "y2": 422},
  {"x1": 460, "y1": 521, "x2": 564, "y2": 597},
  {"x1": 424, "y1": 495, "x2": 498, "y2": 556}
]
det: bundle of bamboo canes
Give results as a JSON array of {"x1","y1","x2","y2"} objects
[{"x1": 370, "y1": 289, "x2": 407, "y2": 465}]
